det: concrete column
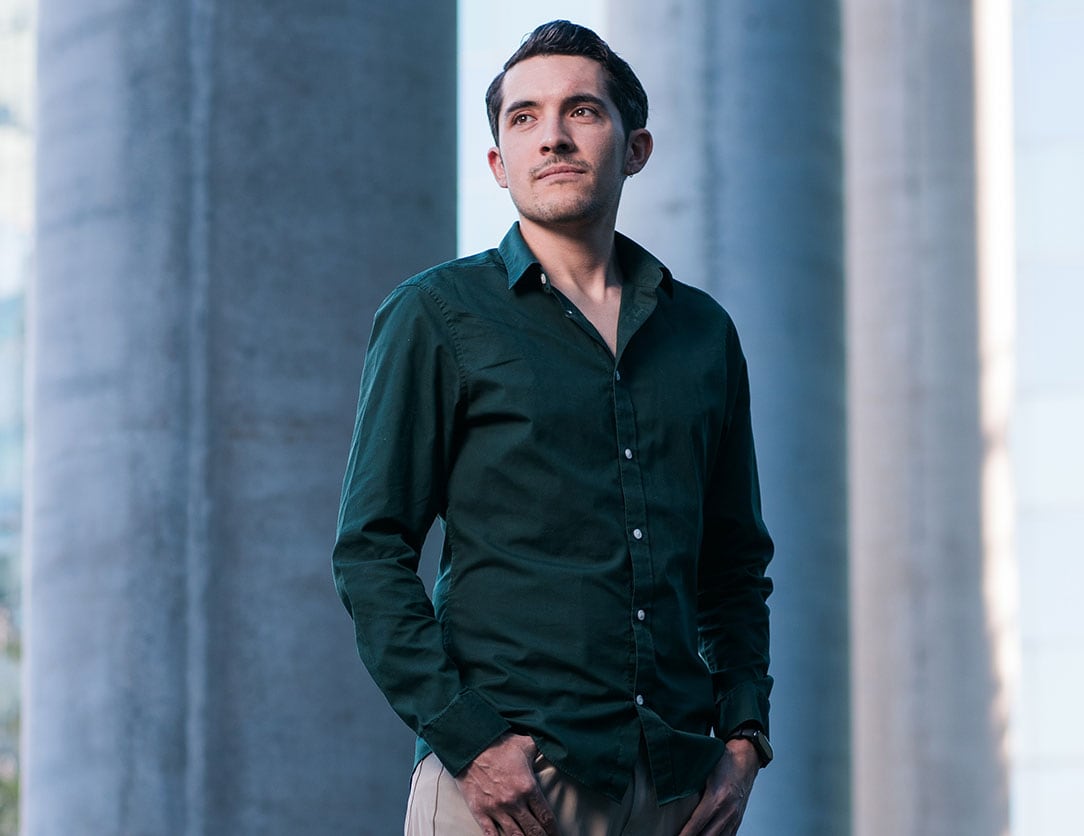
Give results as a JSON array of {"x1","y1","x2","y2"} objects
[
  {"x1": 609, "y1": 4, "x2": 848, "y2": 834},
  {"x1": 845, "y1": 2, "x2": 1010, "y2": 834},
  {"x1": 24, "y1": 2, "x2": 455, "y2": 833}
]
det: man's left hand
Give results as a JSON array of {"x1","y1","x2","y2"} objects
[{"x1": 676, "y1": 738, "x2": 760, "y2": 836}]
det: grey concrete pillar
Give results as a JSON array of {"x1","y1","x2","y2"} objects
[
  {"x1": 845, "y1": 2, "x2": 1009, "y2": 834},
  {"x1": 609, "y1": 4, "x2": 848, "y2": 834},
  {"x1": 24, "y1": 2, "x2": 455, "y2": 833}
]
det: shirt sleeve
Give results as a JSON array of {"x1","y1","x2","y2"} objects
[
  {"x1": 332, "y1": 284, "x2": 510, "y2": 775},
  {"x1": 697, "y1": 319, "x2": 775, "y2": 739}
]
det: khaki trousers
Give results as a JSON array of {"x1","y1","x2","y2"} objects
[{"x1": 404, "y1": 743, "x2": 701, "y2": 836}]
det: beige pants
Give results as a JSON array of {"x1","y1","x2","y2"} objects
[{"x1": 404, "y1": 743, "x2": 701, "y2": 836}]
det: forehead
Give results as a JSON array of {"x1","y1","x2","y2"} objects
[{"x1": 500, "y1": 54, "x2": 612, "y2": 109}]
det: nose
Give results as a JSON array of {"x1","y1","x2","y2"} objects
[{"x1": 539, "y1": 115, "x2": 574, "y2": 155}]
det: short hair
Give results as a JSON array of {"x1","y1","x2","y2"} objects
[{"x1": 484, "y1": 20, "x2": 649, "y2": 144}]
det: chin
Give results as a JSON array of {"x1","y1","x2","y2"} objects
[{"x1": 522, "y1": 199, "x2": 606, "y2": 227}]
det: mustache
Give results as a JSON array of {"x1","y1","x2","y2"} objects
[{"x1": 531, "y1": 156, "x2": 590, "y2": 178}]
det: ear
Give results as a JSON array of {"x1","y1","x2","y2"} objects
[
  {"x1": 487, "y1": 146, "x2": 508, "y2": 189},
  {"x1": 624, "y1": 128, "x2": 653, "y2": 176}
]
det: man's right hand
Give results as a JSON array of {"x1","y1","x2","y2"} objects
[{"x1": 453, "y1": 733, "x2": 559, "y2": 836}]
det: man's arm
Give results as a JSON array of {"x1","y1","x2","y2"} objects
[
  {"x1": 696, "y1": 321, "x2": 774, "y2": 738},
  {"x1": 332, "y1": 285, "x2": 510, "y2": 775},
  {"x1": 682, "y1": 321, "x2": 774, "y2": 835}
]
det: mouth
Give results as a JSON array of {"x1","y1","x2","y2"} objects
[{"x1": 535, "y1": 164, "x2": 588, "y2": 180}]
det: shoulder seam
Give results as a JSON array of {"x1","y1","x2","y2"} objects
[{"x1": 411, "y1": 283, "x2": 468, "y2": 408}]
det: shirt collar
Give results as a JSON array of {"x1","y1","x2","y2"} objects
[{"x1": 498, "y1": 222, "x2": 674, "y2": 297}]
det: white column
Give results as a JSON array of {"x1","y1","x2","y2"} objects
[
  {"x1": 846, "y1": 1, "x2": 1010, "y2": 833},
  {"x1": 610, "y1": 3, "x2": 849, "y2": 833},
  {"x1": 24, "y1": 1, "x2": 456, "y2": 832}
]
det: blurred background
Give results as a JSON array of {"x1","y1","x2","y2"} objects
[{"x1": 1, "y1": 0, "x2": 1081, "y2": 834}]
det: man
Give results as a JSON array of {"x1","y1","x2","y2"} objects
[{"x1": 333, "y1": 20, "x2": 774, "y2": 836}]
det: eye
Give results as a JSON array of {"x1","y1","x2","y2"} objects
[
  {"x1": 571, "y1": 106, "x2": 596, "y2": 118},
  {"x1": 511, "y1": 112, "x2": 534, "y2": 125}
]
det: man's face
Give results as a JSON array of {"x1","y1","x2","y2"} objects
[{"x1": 487, "y1": 54, "x2": 650, "y2": 231}]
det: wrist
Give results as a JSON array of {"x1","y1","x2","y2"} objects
[
  {"x1": 725, "y1": 726, "x2": 774, "y2": 768},
  {"x1": 725, "y1": 737, "x2": 758, "y2": 763}
]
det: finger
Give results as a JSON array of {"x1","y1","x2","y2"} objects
[
  {"x1": 694, "y1": 809, "x2": 734, "y2": 836},
  {"x1": 723, "y1": 805, "x2": 747, "y2": 836},
  {"x1": 676, "y1": 796, "x2": 716, "y2": 836},
  {"x1": 509, "y1": 804, "x2": 551, "y2": 836},
  {"x1": 483, "y1": 791, "x2": 547, "y2": 836},
  {"x1": 712, "y1": 802, "x2": 745, "y2": 836},
  {"x1": 493, "y1": 811, "x2": 525, "y2": 836},
  {"x1": 524, "y1": 785, "x2": 559, "y2": 835}
]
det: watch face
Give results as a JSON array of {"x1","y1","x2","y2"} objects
[
  {"x1": 734, "y1": 729, "x2": 773, "y2": 766},
  {"x1": 752, "y1": 731, "x2": 773, "y2": 765}
]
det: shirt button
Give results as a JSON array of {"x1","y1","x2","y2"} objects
[
  {"x1": 624, "y1": 448, "x2": 633, "y2": 460},
  {"x1": 636, "y1": 609, "x2": 646, "y2": 622},
  {"x1": 635, "y1": 694, "x2": 645, "y2": 706},
  {"x1": 614, "y1": 369, "x2": 621, "y2": 381},
  {"x1": 540, "y1": 273, "x2": 548, "y2": 285},
  {"x1": 633, "y1": 528, "x2": 643, "y2": 540}
]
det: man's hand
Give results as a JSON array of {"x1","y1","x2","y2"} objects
[
  {"x1": 676, "y1": 738, "x2": 760, "y2": 836},
  {"x1": 454, "y1": 733, "x2": 559, "y2": 836}
]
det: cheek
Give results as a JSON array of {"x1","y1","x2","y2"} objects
[{"x1": 497, "y1": 148, "x2": 526, "y2": 181}]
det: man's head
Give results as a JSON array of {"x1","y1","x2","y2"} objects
[
  {"x1": 485, "y1": 20, "x2": 648, "y2": 145},
  {"x1": 484, "y1": 22, "x2": 653, "y2": 232}
]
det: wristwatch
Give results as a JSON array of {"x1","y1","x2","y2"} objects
[{"x1": 727, "y1": 726, "x2": 774, "y2": 768}]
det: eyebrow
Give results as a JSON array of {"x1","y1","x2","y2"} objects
[{"x1": 503, "y1": 93, "x2": 610, "y2": 120}]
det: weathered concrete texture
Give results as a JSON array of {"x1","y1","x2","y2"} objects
[
  {"x1": 845, "y1": 2, "x2": 1010, "y2": 834},
  {"x1": 25, "y1": 1, "x2": 455, "y2": 833},
  {"x1": 609, "y1": 3, "x2": 849, "y2": 834}
]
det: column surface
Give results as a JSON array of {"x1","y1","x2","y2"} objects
[
  {"x1": 24, "y1": 1, "x2": 455, "y2": 833},
  {"x1": 845, "y1": 1, "x2": 1010, "y2": 833}
]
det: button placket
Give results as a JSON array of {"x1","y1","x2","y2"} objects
[{"x1": 612, "y1": 355, "x2": 658, "y2": 729}]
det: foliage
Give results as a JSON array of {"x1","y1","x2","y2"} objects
[{"x1": 0, "y1": 605, "x2": 17, "y2": 836}]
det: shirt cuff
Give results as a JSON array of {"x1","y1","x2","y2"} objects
[
  {"x1": 420, "y1": 688, "x2": 511, "y2": 776},
  {"x1": 715, "y1": 677, "x2": 772, "y2": 739}
]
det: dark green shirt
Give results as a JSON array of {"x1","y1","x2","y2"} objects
[{"x1": 333, "y1": 224, "x2": 773, "y2": 804}]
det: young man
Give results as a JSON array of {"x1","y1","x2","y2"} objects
[{"x1": 333, "y1": 21, "x2": 774, "y2": 836}]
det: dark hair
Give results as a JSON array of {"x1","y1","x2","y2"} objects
[{"x1": 484, "y1": 20, "x2": 648, "y2": 144}]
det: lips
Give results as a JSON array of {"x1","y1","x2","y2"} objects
[{"x1": 535, "y1": 164, "x2": 588, "y2": 180}]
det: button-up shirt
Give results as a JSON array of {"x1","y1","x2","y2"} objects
[{"x1": 333, "y1": 223, "x2": 773, "y2": 803}]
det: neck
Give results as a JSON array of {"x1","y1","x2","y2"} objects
[{"x1": 517, "y1": 217, "x2": 621, "y2": 299}]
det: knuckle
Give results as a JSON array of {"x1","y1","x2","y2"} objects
[{"x1": 504, "y1": 788, "x2": 527, "y2": 806}]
